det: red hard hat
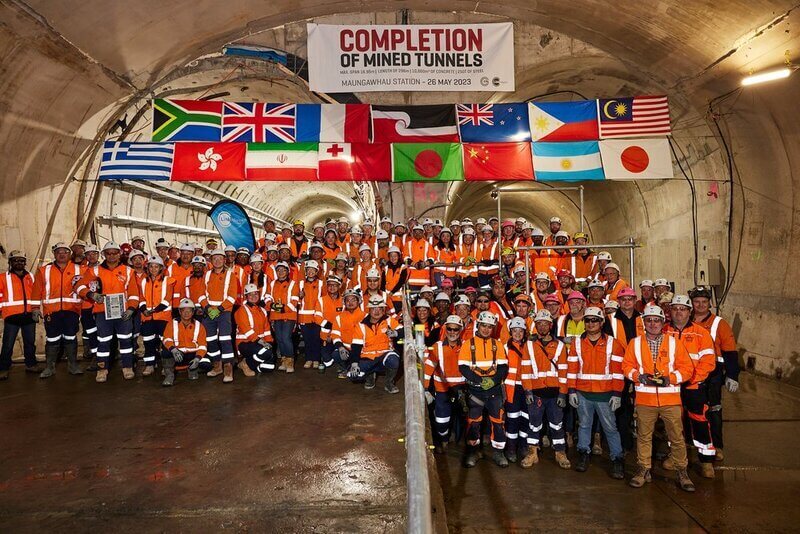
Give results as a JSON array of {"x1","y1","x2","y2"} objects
[
  {"x1": 120, "y1": 243, "x2": 133, "y2": 254},
  {"x1": 556, "y1": 269, "x2": 574, "y2": 279}
]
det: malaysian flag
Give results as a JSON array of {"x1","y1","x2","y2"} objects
[
  {"x1": 222, "y1": 102, "x2": 297, "y2": 143},
  {"x1": 598, "y1": 95, "x2": 671, "y2": 138},
  {"x1": 97, "y1": 141, "x2": 174, "y2": 181}
]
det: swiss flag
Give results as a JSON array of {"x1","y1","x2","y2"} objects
[
  {"x1": 463, "y1": 142, "x2": 534, "y2": 181},
  {"x1": 171, "y1": 142, "x2": 246, "y2": 181},
  {"x1": 318, "y1": 143, "x2": 391, "y2": 182}
]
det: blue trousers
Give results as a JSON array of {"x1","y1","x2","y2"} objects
[
  {"x1": 0, "y1": 318, "x2": 36, "y2": 369},
  {"x1": 354, "y1": 351, "x2": 400, "y2": 378},
  {"x1": 95, "y1": 313, "x2": 134, "y2": 368},
  {"x1": 272, "y1": 320, "x2": 295, "y2": 359},
  {"x1": 321, "y1": 342, "x2": 338, "y2": 368},
  {"x1": 504, "y1": 385, "x2": 528, "y2": 452},
  {"x1": 433, "y1": 391, "x2": 454, "y2": 445},
  {"x1": 238, "y1": 341, "x2": 276, "y2": 373},
  {"x1": 202, "y1": 311, "x2": 234, "y2": 362},
  {"x1": 44, "y1": 310, "x2": 80, "y2": 350},
  {"x1": 576, "y1": 392, "x2": 623, "y2": 460},
  {"x1": 299, "y1": 323, "x2": 321, "y2": 362},
  {"x1": 81, "y1": 308, "x2": 98, "y2": 357},
  {"x1": 140, "y1": 320, "x2": 166, "y2": 366},
  {"x1": 527, "y1": 395, "x2": 566, "y2": 450}
]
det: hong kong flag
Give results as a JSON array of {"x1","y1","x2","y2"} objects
[
  {"x1": 317, "y1": 143, "x2": 391, "y2": 181},
  {"x1": 463, "y1": 142, "x2": 534, "y2": 181},
  {"x1": 171, "y1": 142, "x2": 246, "y2": 181}
]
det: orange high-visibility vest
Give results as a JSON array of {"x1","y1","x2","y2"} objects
[
  {"x1": 423, "y1": 340, "x2": 465, "y2": 393},
  {"x1": 567, "y1": 334, "x2": 625, "y2": 394},
  {"x1": 75, "y1": 262, "x2": 134, "y2": 314},
  {"x1": 162, "y1": 319, "x2": 207, "y2": 357},
  {"x1": 31, "y1": 263, "x2": 82, "y2": 315},
  {"x1": 0, "y1": 271, "x2": 35, "y2": 317},
  {"x1": 623, "y1": 335, "x2": 693, "y2": 407},
  {"x1": 234, "y1": 303, "x2": 273, "y2": 345}
]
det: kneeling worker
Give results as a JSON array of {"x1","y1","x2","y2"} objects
[
  {"x1": 348, "y1": 296, "x2": 401, "y2": 394},
  {"x1": 161, "y1": 298, "x2": 208, "y2": 387},
  {"x1": 235, "y1": 283, "x2": 275, "y2": 376}
]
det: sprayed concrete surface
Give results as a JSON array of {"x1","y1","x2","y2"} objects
[
  {"x1": 0, "y1": 366, "x2": 407, "y2": 532},
  {"x1": 435, "y1": 373, "x2": 800, "y2": 533}
]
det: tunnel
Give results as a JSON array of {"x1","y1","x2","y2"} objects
[{"x1": 1, "y1": 2, "x2": 800, "y2": 532}]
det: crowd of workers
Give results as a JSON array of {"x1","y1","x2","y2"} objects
[{"x1": 0, "y1": 213, "x2": 739, "y2": 491}]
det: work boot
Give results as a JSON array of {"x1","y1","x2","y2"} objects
[
  {"x1": 278, "y1": 357, "x2": 287, "y2": 371},
  {"x1": 318, "y1": 361, "x2": 326, "y2": 374},
  {"x1": 662, "y1": 456, "x2": 676, "y2": 471},
  {"x1": 207, "y1": 360, "x2": 223, "y2": 377},
  {"x1": 96, "y1": 367, "x2": 108, "y2": 383},
  {"x1": 492, "y1": 449, "x2": 509, "y2": 468},
  {"x1": 337, "y1": 369, "x2": 348, "y2": 379},
  {"x1": 629, "y1": 466, "x2": 651, "y2": 488},
  {"x1": 303, "y1": 360, "x2": 313, "y2": 369},
  {"x1": 285, "y1": 357, "x2": 295, "y2": 373},
  {"x1": 312, "y1": 361, "x2": 319, "y2": 369},
  {"x1": 142, "y1": 365, "x2": 155, "y2": 376},
  {"x1": 238, "y1": 360, "x2": 255, "y2": 377},
  {"x1": 223, "y1": 362, "x2": 234, "y2": 383},
  {"x1": 65, "y1": 343, "x2": 83, "y2": 375},
  {"x1": 364, "y1": 373, "x2": 376, "y2": 390},
  {"x1": 26, "y1": 363, "x2": 45, "y2": 373},
  {"x1": 676, "y1": 469, "x2": 696, "y2": 492},
  {"x1": 161, "y1": 359, "x2": 175, "y2": 387},
  {"x1": 520, "y1": 447, "x2": 539, "y2": 468},
  {"x1": 384, "y1": 368, "x2": 399, "y2": 394},
  {"x1": 575, "y1": 452, "x2": 591, "y2": 472},
  {"x1": 122, "y1": 367, "x2": 135, "y2": 380},
  {"x1": 505, "y1": 446, "x2": 518, "y2": 464},
  {"x1": 555, "y1": 451, "x2": 571, "y2": 469},
  {"x1": 699, "y1": 462, "x2": 715, "y2": 479},
  {"x1": 715, "y1": 448, "x2": 725, "y2": 462},
  {"x1": 85, "y1": 358, "x2": 99, "y2": 372},
  {"x1": 463, "y1": 447, "x2": 480, "y2": 468},
  {"x1": 592, "y1": 432, "x2": 603, "y2": 455},
  {"x1": 39, "y1": 344, "x2": 60, "y2": 379},
  {"x1": 542, "y1": 435, "x2": 551, "y2": 448},
  {"x1": 188, "y1": 368, "x2": 199, "y2": 380},
  {"x1": 611, "y1": 459, "x2": 625, "y2": 480}
]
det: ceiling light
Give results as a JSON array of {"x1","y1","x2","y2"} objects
[{"x1": 741, "y1": 67, "x2": 793, "y2": 86}]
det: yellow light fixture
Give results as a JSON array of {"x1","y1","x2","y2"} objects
[{"x1": 741, "y1": 67, "x2": 793, "y2": 86}]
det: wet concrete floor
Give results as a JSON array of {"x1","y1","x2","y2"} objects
[
  {"x1": 0, "y1": 364, "x2": 407, "y2": 532},
  {"x1": 435, "y1": 373, "x2": 800, "y2": 532}
]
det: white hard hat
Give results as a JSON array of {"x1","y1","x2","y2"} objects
[
  {"x1": 654, "y1": 278, "x2": 670, "y2": 287},
  {"x1": 236, "y1": 247, "x2": 250, "y2": 255},
  {"x1": 415, "y1": 298, "x2": 431, "y2": 309},
  {"x1": 326, "y1": 274, "x2": 343, "y2": 285},
  {"x1": 444, "y1": 315, "x2": 464, "y2": 328},
  {"x1": 178, "y1": 298, "x2": 195, "y2": 309},
  {"x1": 462, "y1": 227, "x2": 475, "y2": 236},
  {"x1": 604, "y1": 262, "x2": 620, "y2": 273},
  {"x1": 128, "y1": 249, "x2": 145, "y2": 259},
  {"x1": 420, "y1": 285, "x2": 435, "y2": 293},
  {"x1": 84, "y1": 244, "x2": 99, "y2": 254},
  {"x1": 449, "y1": 220, "x2": 461, "y2": 226},
  {"x1": 343, "y1": 289, "x2": 362, "y2": 302},
  {"x1": 549, "y1": 216, "x2": 562, "y2": 224},
  {"x1": 266, "y1": 245, "x2": 278, "y2": 253},
  {"x1": 351, "y1": 226, "x2": 363, "y2": 235},
  {"x1": 265, "y1": 232, "x2": 277, "y2": 242},
  {"x1": 363, "y1": 219, "x2": 374, "y2": 227},
  {"x1": 534, "y1": 309, "x2": 554, "y2": 323},
  {"x1": 387, "y1": 246, "x2": 401, "y2": 255},
  {"x1": 435, "y1": 292, "x2": 451, "y2": 302},
  {"x1": 275, "y1": 261, "x2": 290, "y2": 270},
  {"x1": 102, "y1": 241, "x2": 120, "y2": 252},
  {"x1": 305, "y1": 259, "x2": 319, "y2": 271},
  {"x1": 154, "y1": 238, "x2": 169, "y2": 249},
  {"x1": 338, "y1": 216, "x2": 349, "y2": 224},
  {"x1": 250, "y1": 254, "x2": 264, "y2": 264},
  {"x1": 513, "y1": 264, "x2": 526, "y2": 274},
  {"x1": 531, "y1": 227, "x2": 545, "y2": 237},
  {"x1": 366, "y1": 268, "x2": 381, "y2": 279},
  {"x1": 191, "y1": 255, "x2": 206, "y2": 265},
  {"x1": 209, "y1": 249, "x2": 225, "y2": 257},
  {"x1": 412, "y1": 224, "x2": 424, "y2": 231},
  {"x1": 534, "y1": 272, "x2": 550, "y2": 281},
  {"x1": 642, "y1": 304, "x2": 666, "y2": 320},
  {"x1": 584, "y1": 307, "x2": 605, "y2": 321},
  {"x1": 476, "y1": 311, "x2": 498, "y2": 326},
  {"x1": 422, "y1": 217, "x2": 433, "y2": 225},
  {"x1": 605, "y1": 300, "x2": 619, "y2": 310},
  {"x1": 147, "y1": 255, "x2": 164, "y2": 267},
  {"x1": 507, "y1": 317, "x2": 526, "y2": 331},
  {"x1": 51, "y1": 242, "x2": 70, "y2": 253},
  {"x1": 8, "y1": 250, "x2": 26, "y2": 260},
  {"x1": 587, "y1": 279, "x2": 605, "y2": 289},
  {"x1": 475, "y1": 218, "x2": 486, "y2": 225},
  {"x1": 555, "y1": 230, "x2": 569, "y2": 239},
  {"x1": 454, "y1": 295, "x2": 471, "y2": 307},
  {"x1": 639, "y1": 279, "x2": 654, "y2": 288},
  {"x1": 516, "y1": 217, "x2": 527, "y2": 224},
  {"x1": 670, "y1": 295, "x2": 693, "y2": 308},
  {"x1": 597, "y1": 251, "x2": 612, "y2": 261},
  {"x1": 131, "y1": 235, "x2": 145, "y2": 243},
  {"x1": 376, "y1": 230, "x2": 389, "y2": 240},
  {"x1": 180, "y1": 243, "x2": 195, "y2": 252},
  {"x1": 243, "y1": 283, "x2": 259, "y2": 295},
  {"x1": 380, "y1": 216, "x2": 392, "y2": 223},
  {"x1": 367, "y1": 296, "x2": 387, "y2": 309},
  {"x1": 224, "y1": 245, "x2": 236, "y2": 253},
  {"x1": 359, "y1": 244, "x2": 371, "y2": 253}
]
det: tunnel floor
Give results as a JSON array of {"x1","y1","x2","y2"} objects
[
  {"x1": 435, "y1": 373, "x2": 800, "y2": 532},
  {"x1": 0, "y1": 365, "x2": 407, "y2": 532}
]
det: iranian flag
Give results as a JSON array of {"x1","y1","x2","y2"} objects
[
  {"x1": 246, "y1": 142, "x2": 318, "y2": 181},
  {"x1": 318, "y1": 143, "x2": 391, "y2": 181},
  {"x1": 392, "y1": 143, "x2": 464, "y2": 182}
]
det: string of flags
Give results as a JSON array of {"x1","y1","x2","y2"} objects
[{"x1": 97, "y1": 97, "x2": 674, "y2": 183}]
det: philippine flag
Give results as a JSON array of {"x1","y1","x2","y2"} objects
[
  {"x1": 528, "y1": 100, "x2": 599, "y2": 142},
  {"x1": 531, "y1": 141, "x2": 605, "y2": 182}
]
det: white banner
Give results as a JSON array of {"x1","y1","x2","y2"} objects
[{"x1": 307, "y1": 23, "x2": 515, "y2": 92}]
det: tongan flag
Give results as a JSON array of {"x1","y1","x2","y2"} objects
[
  {"x1": 98, "y1": 142, "x2": 174, "y2": 181},
  {"x1": 531, "y1": 141, "x2": 605, "y2": 182},
  {"x1": 463, "y1": 142, "x2": 533, "y2": 181},
  {"x1": 599, "y1": 138, "x2": 673, "y2": 180},
  {"x1": 457, "y1": 103, "x2": 531, "y2": 142},
  {"x1": 296, "y1": 104, "x2": 370, "y2": 143},
  {"x1": 171, "y1": 142, "x2": 246, "y2": 181},
  {"x1": 221, "y1": 103, "x2": 296, "y2": 143},
  {"x1": 528, "y1": 100, "x2": 599, "y2": 141},
  {"x1": 318, "y1": 143, "x2": 391, "y2": 182},
  {"x1": 372, "y1": 105, "x2": 459, "y2": 143},
  {"x1": 246, "y1": 143, "x2": 318, "y2": 181},
  {"x1": 208, "y1": 200, "x2": 256, "y2": 253},
  {"x1": 152, "y1": 99, "x2": 222, "y2": 142}
]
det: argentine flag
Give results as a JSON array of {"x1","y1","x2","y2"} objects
[{"x1": 532, "y1": 141, "x2": 605, "y2": 182}]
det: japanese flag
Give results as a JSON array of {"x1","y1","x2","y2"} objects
[{"x1": 599, "y1": 138, "x2": 673, "y2": 180}]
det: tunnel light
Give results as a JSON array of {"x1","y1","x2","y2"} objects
[
  {"x1": 741, "y1": 67, "x2": 793, "y2": 86},
  {"x1": 351, "y1": 210, "x2": 361, "y2": 222}
]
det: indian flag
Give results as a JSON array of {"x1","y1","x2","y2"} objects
[{"x1": 246, "y1": 142, "x2": 318, "y2": 181}]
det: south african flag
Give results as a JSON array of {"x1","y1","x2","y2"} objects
[{"x1": 151, "y1": 99, "x2": 223, "y2": 142}]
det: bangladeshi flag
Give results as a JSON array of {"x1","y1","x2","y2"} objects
[
  {"x1": 392, "y1": 143, "x2": 464, "y2": 182},
  {"x1": 463, "y1": 142, "x2": 534, "y2": 181},
  {"x1": 171, "y1": 142, "x2": 246, "y2": 181},
  {"x1": 318, "y1": 143, "x2": 391, "y2": 181}
]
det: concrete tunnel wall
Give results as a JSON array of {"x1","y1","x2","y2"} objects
[{"x1": 0, "y1": 2, "x2": 798, "y2": 383}]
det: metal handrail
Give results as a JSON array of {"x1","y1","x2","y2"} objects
[{"x1": 402, "y1": 291, "x2": 433, "y2": 534}]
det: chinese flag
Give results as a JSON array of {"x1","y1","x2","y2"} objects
[
  {"x1": 318, "y1": 143, "x2": 391, "y2": 181},
  {"x1": 172, "y1": 142, "x2": 246, "y2": 181},
  {"x1": 463, "y1": 142, "x2": 534, "y2": 181}
]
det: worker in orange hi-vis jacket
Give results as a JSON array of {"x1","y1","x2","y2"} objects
[
  {"x1": 317, "y1": 274, "x2": 344, "y2": 372},
  {"x1": 267, "y1": 261, "x2": 299, "y2": 374},
  {"x1": 197, "y1": 249, "x2": 237, "y2": 382},
  {"x1": 330, "y1": 289, "x2": 365, "y2": 378},
  {"x1": 0, "y1": 250, "x2": 39, "y2": 379},
  {"x1": 297, "y1": 259, "x2": 323, "y2": 370},
  {"x1": 161, "y1": 298, "x2": 207, "y2": 387},
  {"x1": 347, "y1": 296, "x2": 402, "y2": 394},
  {"x1": 234, "y1": 283, "x2": 275, "y2": 376}
]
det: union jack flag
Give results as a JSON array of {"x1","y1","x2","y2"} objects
[
  {"x1": 456, "y1": 104, "x2": 494, "y2": 127},
  {"x1": 222, "y1": 102, "x2": 296, "y2": 142}
]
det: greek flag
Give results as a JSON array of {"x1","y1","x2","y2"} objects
[{"x1": 98, "y1": 141, "x2": 174, "y2": 181}]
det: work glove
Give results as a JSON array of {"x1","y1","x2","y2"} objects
[
  {"x1": 257, "y1": 339, "x2": 272, "y2": 350},
  {"x1": 298, "y1": 290, "x2": 305, "y2": 300},
  {"x1": 194, "y1": 307, "x2": 204, "y2": 318},
  {"x1": 386, "y1": 329, "x2": 398, "y2": 339},
  {"x1": 609, "y1": 396, "x2": 622, "y2": 412},
  {"x1": 170, "y1": 347, "x2": 185, "y2": 363},
  {"x1": 652, "y1": 374, "x2": 670, "y2": 387},
  {"x1": 415, "y1": 261, "x2": 425, "y2": 270},
  {"x1": 271, "y1": 302, "x2": 284, "y2": 313},
  {"x1": 206, "y1": 307, "x2": 220, "y2": 320},
  {"x1": 338, "y1": 347, "x2": 349, "y2": 361},
  {"x1": 480, "y1": 376, "x2": 496, "y2": 390},
  {"x1": 121, "y1": 309, "x2": 135, "y2": 322},
  {"x1": 557, "y1": 393, "x2": 567, "y2": 408},
  {"x1": 525, "y1": 390, "x2": 535, "y2": 406},
  {"x1": 90, "y1": 292, "x2": 105, "y2": 304},
  {"x1": 187, "y1": 357, "x2": 200, "y2": 370},
  {"x1": 725, "y1": 377, "x2": 739, "y2": 393},
  {"x1": 31, "y1": 310, "x2": 42, "y2": 323},
  {"x1": 638, "y1": 373, "x2": 654, "y2": 385},
  {"x1": 569, "y1": 393, "x2": 579, "y2": 408},
  {"x1": 347, "y1": 362, "x2": 363, "y2": 379},
  {"x1": 424, "y1": 391, "x2": 435, "y2": 405}
]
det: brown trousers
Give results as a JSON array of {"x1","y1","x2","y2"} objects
[{"x1": 635, "y1": 404, "x2": 688, "y2": 470}]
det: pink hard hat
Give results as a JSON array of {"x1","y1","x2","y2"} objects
[
  {"x1": 501, "y1": 219, "x2": 515, "y2": 228},
  {"x1": 542, "y1": 293, "x2": 561, "y2": 304},
  {"x1": 618, "y1": 287, "x2": 637, "y2": 298},
  {"x1": 567, "y1": 290, "x2": 587, "y2": 302}
]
